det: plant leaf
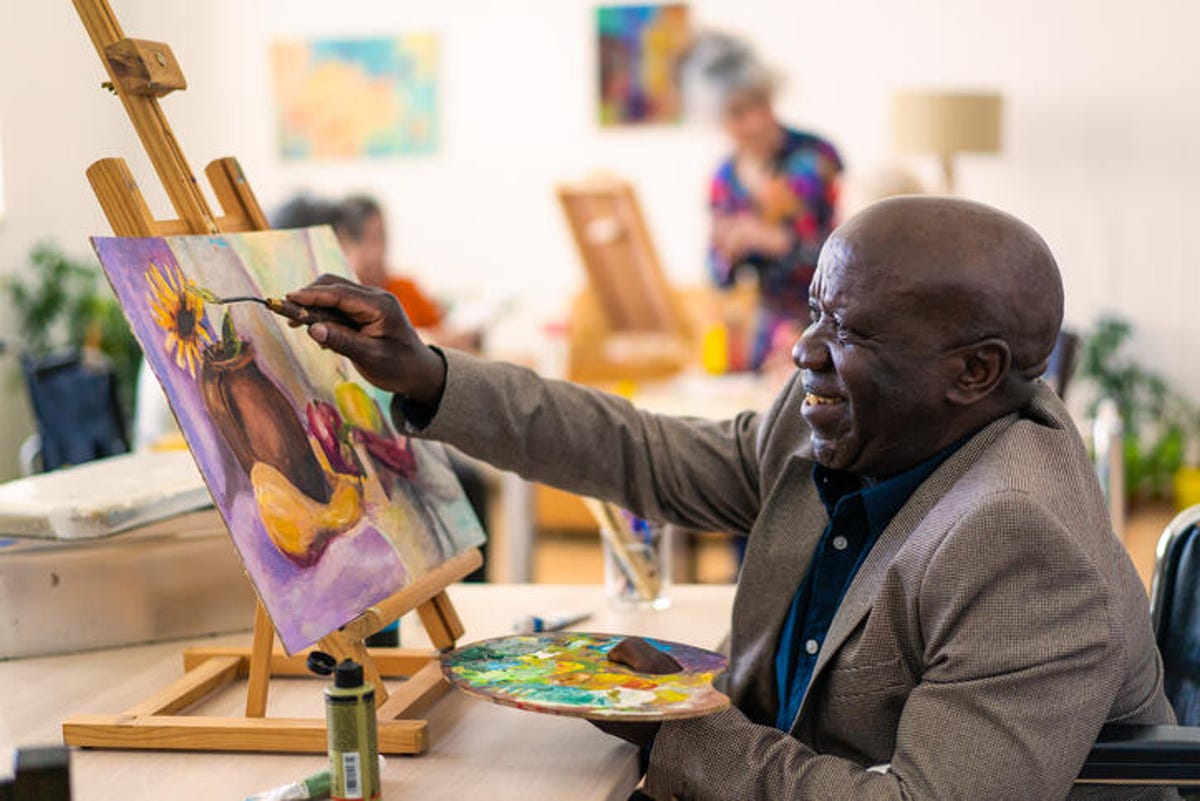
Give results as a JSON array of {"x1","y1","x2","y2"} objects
[{"x1": 189, "y1": 285, "x2": 222, "y2": 304}]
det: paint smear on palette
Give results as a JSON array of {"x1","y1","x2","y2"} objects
[{"x1": 441, "y1": 632, "x2": 729, "y2": 721}]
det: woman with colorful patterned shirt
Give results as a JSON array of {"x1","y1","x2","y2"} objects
[{"x1": 684, "y1": 33, "x2": 843, "y2": 368}]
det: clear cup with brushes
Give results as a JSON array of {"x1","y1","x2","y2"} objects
[{"x1": 585, "y1": 499, "x2": 672, "y2": 610}]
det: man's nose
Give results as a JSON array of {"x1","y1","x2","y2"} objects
[{"x1": 792, "y1": 326, "x2": 832, "y2": 372}]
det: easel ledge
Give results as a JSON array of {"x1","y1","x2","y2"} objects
[{"x1": 62, "y1": 0, "x2": 484, "y2": 755}]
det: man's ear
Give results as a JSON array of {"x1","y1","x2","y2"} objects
[{"x1": 945, "y1": 338, "x2": 1011, "y2": 406}]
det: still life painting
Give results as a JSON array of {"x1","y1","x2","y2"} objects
[
  {"x1": 92, "y1": 228, "x2": 484, "y2": 652},
  {"x1": 442, "y1": 633, "x2": 729, "y2": 721},
  {"x1": 271, "y1": 34, "x2": 440, "y2": 159},
  {"x1": 597, "y1": 4, "x2": 692, "y2": 126}
]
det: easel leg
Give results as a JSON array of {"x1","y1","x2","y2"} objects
[
  {"x1": 417, "y1": 591, "x2": 465, "y2": 651},
  {"x1": 244, "y1": 601, "x2": 274, "y2": 717},
  {"x1": 376, "y1": 661, "x2": 448, "y2": 721}
]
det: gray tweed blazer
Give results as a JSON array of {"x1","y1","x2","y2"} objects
[{"x1": 409, "y1": 350, "x2": 1178, "y2": 801}]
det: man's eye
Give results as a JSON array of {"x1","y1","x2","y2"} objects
[{"x1": 808, "y1": 307, "x2": 821, "y2": 324}]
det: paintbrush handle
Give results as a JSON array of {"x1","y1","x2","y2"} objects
[
  {"x1": 264, "y1": 298, "x2": 358, "y2": 329},
  {"x1": 583, "y1": 498, "x2": 658, "y2": 601}
]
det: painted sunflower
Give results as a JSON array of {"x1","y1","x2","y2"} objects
[{"x1": 145, "y1": 261, "x2": 212, "y2": 378}]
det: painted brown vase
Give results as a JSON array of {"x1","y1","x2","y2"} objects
[{"x1": 199, "y1": 342, "x2": 331, "y2": 504}]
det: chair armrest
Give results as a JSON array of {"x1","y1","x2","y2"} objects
[{"x1": 1079, "y1": 724, "x2": 1200, "y2": 785}]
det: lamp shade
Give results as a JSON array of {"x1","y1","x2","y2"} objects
[{"x1": 891, "y1": 91, "x2": 1003, "y2": 155}]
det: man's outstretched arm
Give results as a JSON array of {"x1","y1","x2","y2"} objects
[{"x1": 289, "y1": 276, "x2": 767, "y2": 533}]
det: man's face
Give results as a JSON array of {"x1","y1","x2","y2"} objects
[{"x1": 792, "y1": 236, "x2": 957, "y2": 478}]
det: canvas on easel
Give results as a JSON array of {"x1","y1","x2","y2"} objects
[
  {"x1": 92, "y1": 228, "x2": 483, "y2": 653},
  {"x1": 61, "y1": 0, "x2": 482, "y2": 755}
]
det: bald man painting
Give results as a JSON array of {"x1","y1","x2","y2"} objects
[{"x1": 291, "y1": 197, "x2": 1177, "y2": 800}]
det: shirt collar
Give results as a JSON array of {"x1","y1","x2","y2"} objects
[{"x1": 811, "y1": 439, "x2": 966, "y2": 538}]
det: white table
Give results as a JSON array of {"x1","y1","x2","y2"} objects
[{"x1": 0, "y1": 583, "x2": 735, "y2": 801}]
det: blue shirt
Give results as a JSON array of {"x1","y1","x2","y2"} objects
[{"x1": 773, "y1": 446, "x2": 961, "y2": 730}]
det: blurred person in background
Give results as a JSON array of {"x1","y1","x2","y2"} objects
[
  {"x1": 682, "y1": 32, "x2": 842, "y2": 370},
  {"x1": 322, "y1": 195, "x2": 489, "y2": 562},
  {"x1": 330, "y1": 196, "x2": 481, "y2": 352}
]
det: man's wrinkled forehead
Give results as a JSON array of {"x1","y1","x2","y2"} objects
[
  {"x1": 810, "y1": 227, "x2": 943, "y2": 329},
  {"x1": 810, "y1": 233, "x2": 855, "y2": 297},
  {"x1": 810, "y1": 232, "x2": 894, "y2": 307}
]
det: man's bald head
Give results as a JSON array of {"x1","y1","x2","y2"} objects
[
  {"x1": 794, "y1": 196, "x2": 1065, "y2": 477},
  {"x1": 827, "y1": 196, "x2": 1064, "y2": 381}
]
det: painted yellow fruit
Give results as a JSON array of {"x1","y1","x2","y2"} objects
[
  {"x1": 334, "y1": 382, "x2": 384, "y2": 433},
  {"x1": 250, "y1": 461, "x2": 363, "y2": 567}
]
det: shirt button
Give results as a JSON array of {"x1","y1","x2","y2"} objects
[
  {"x1": 832, "y1": 536, "x2": 849, "y2": 551},
  {"x1": 805, "y1": 639, "x2": 820, "y2": 655}
]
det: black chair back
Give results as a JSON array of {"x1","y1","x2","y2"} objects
[
  {"x1": 21, "y1": 349, "x2": 130, "y2": 472},
  {"x1": 1152, "y1": 507, "x2": 1200, "y2": 726},
  {"x1": 1042, "y1": 330, "x2": 1081, "y2": 398}
]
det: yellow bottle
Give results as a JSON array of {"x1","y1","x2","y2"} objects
[{"x1": 701, "y1": 323, "x2": 728, "y2": 375}]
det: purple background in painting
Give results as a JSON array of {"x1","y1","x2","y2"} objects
[{"x1": 93, "y1": 235, "x2": 412, "y2": 652}]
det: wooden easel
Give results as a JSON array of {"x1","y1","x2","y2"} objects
[
  {"x1": 60, "y1": 0, "x2": 482, "y2": 754},
  {"x1": 556, "y1": 175, "x2": 695, "y2": 385}
]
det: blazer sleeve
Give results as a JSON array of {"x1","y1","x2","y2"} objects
[
  {"x1": 400, "y1": 349, "x2": 774, "y2": 535},
  {"x1": 642, "y1": 490, "x2": 1129, "y2": 800}
]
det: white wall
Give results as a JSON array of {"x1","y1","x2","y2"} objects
[
  {"x1": 1, "y1": 0, "x2": 1198, "y2": 479},
  {"x1": 0, "y1": 1, "x2": 131, "y2": 478}
]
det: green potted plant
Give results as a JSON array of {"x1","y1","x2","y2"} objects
[
  {"x1": 1080, "y1": 314, "x2": 1197, "y2": 507},
  {"x1": 1175, "y1": 406, "x2": 1200, "y2": 511}
]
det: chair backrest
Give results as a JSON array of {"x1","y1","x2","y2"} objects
[
  {"x1": 21, "y1": 349, "x2": 130, "y2": 472},
  {"x1": 1042, "y1": 330, "x2": 1081, "y2": 398},
  {"x1": 1150, "y1": 504, "x2": 1200, "y2": 726}
]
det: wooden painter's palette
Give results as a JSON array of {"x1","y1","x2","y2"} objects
[{"x1": 441, "y1": 632, "x2": 729, "y2": 721}]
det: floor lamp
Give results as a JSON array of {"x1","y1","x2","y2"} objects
[{"x1": 891, "y1": 90, "x2": 1003, "y2": 193}]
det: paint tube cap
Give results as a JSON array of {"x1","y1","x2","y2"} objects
[
  {"x1": 306, "y1": 651, "x2": 337, "y2": 677},
  {"x1": 335, "y1": 658, "x2": 364, "y2": 689}
]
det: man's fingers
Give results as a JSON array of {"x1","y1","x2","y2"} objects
[
  {"x1": 308, "y1": 321, "x2": 368, "y2": 361},
  {"x1": 288, "y1": 283, "x2": 391, "y2": 326},
  {"x1": 287, "y1": 273, "x2": 362, "y2": 306},
  {"x1": 311, "y1": 273, "x2": 356, "y2": 288}
]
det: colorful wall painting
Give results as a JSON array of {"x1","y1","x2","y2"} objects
[
  {"x1": 271, "y1": 35, "x2": 440, "y2": 159},
  {"x1": 597, "y1": 4, "x2": 692, "y2": 126},
  {"x1": 442, "y1": 632, "x2": 729, "y2": 721},
  {"x1": 92, "y1": 228, "x2": 484, "y2": 653}
]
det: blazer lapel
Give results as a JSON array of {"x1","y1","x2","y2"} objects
[
  {"x1": 728, "y1": 456, "x2": 829, "y2": 720},
  {"x1": 790, "y1": 409, "x2": 1021, "y2": 729}
]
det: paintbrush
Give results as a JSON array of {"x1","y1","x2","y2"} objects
[{"x1": 187, "y1": 286, "x2": 358, "y2": 329}]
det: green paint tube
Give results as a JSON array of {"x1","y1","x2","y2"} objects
[
  {"x1": 244, "y1": 768, "x2": 329, "y2": 801},
  {"x1": 307, "y1": 652, "x2": 381, "y2": 801},
  {"x1": 244, "y1": 757, "x2": 386, "y2": 801}
]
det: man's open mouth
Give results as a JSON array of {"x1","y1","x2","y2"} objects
[{"x1": 804, "y1": 391, "x2": 844, "y2": 406}]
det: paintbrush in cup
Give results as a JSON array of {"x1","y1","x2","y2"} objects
[{"x1": 187, "y1": 286, "x2": 358, "y2": 329}]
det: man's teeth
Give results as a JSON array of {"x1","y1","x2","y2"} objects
[{"x1": 805, "y1": 393, "x2": 840, "y2": 406}]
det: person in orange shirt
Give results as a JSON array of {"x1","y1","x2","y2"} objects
[
  {"x1": 329, "y1": 196, "x2": 444, "y2": 328},
  {"x1": 330, "y1": 196, "x2": 482, "y2": 352}
]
